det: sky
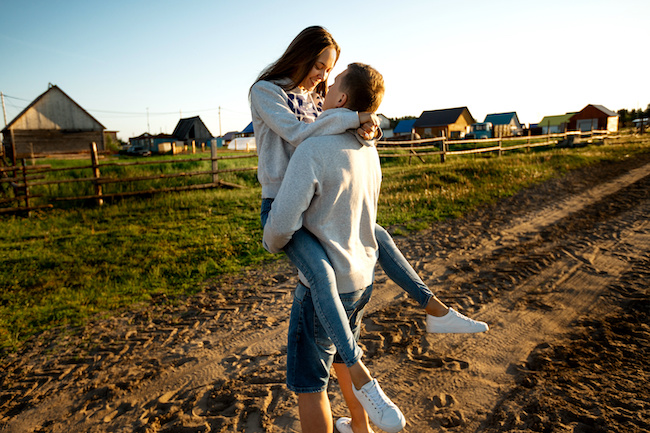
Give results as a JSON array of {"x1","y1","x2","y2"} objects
[{"x1": 1, "y1": 0, "x2": 648, "y2": 141}]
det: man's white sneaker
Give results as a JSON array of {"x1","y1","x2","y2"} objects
[
  {"x1": 352, "y1": 379, "x2": 405, "y2": 433},
  {"x1": 426, "y1": 308, "x2": 489, "y2": 334},
  {"x1": 336, "y1": 417, "x2": 375, "y2": 433}
]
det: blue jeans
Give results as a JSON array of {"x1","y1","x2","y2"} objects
[
  {"x1": 261, "y1": 198, "x2": 433, "y2": 366},
  {"x1": 286, "y1": 283, "x2": 372, "y2": 393}
]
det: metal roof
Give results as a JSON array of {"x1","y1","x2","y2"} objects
[
  {"x1": 172, "y1": 116, "x2": 213, "y2": 140},
  {"x1": 2, "y1": 84, "x2": 105, "y2": 132},
  {"x1": 241, "y1": 122, "x2": 254, "y2": 134},
  {"x1": 590, "y1": 105, "x2": 618, "y2": 117},
  {"x1": 539, "y1": 113, "x2": 576, "y2": 126},
  {"x1": 393, "y1": 119, "x2": 416, "y2": 134},
  {"x1": 484, "y1": 112, "x2": 518, "y2": 125},
  {"x1": 413, "y1": 107, "x2": 473, "y2": 128}
]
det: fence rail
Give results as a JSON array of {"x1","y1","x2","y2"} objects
[{"x1": 0, "y1": 130, "x2": 624, "y2": 216}]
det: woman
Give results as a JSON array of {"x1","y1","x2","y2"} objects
[{"x1": 251, "y1": 26, "x2": 487, "y2": 432}]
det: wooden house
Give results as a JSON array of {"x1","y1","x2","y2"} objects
[
  {"x1": 483, "y1": 112, "x2": 523, "y2": 137},
  {"x1": 1, "y1": 85, "x2": 105, "y2": 162},
  {"x1": 413, "y1": 107, "x2": 475, "y2": 139},
  {"x1": 568, "y1": 105, "x2": 619, "y2": 132},
  {"x1": 172, "y1": 116, "x2": 214, "y2": 147}
]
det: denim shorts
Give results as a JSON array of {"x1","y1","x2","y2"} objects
[{"x1": 286, "y1": 282, "x2": 373, "y2": 393}]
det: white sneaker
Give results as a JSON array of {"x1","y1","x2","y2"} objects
[
  {"x1": 336, "y1": 417, "x2": 376, "y2": 433},
  {"x1": 426, "y1": 308, "x2": 489, "y2": 333},
  {"x1": 352, "y1": 379, "x2": 405, "y2": 433}
]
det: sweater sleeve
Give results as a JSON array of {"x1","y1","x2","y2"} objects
[
  {"x1": 251, "y1": 81, "x2": 360, "y2": 148},
  {"x1": 262, "y1": 145, "x2": 320, "y2": 253}
]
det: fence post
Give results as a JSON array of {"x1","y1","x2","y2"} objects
[
  {"x1": 21, "y1": 159, "x2": 31, "y2": 217},
  {"x1": 498, "y1": 139, "x2": 502, "y2": 157},
  {"x1": 440, "y1": 139, "x2": 447, "y2": 163},
  {"x1": 211, "y1": 142, "x2": 219, "y2": 185},
  {"x1": 90, "y1": 142, "x2": 104, "y2": 206}
]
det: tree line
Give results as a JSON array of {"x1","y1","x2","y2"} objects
[{"x1": 617, "y1": 104, "x2": 650, "y2": 127}]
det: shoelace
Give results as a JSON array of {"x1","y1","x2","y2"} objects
[
  {"x1": 364, "y1": 381, "x2": 391, "y2": 411},
  {"x1": 452, "y1": 309, "x2": 483, "y2": 325}
]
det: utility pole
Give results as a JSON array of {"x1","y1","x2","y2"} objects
[
  {"x1": 1, "y1": 92, "x2": 7, "y2": 127},
  {"x1": 218, "y1": 106, "x2": 222, "y2": 137},
  {"x1": 146, "y1": 107, "x2": 150, "y2": 133}
]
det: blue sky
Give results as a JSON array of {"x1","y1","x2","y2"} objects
[{"x1": 1, "y1": 0, "x2": 648, "y2": 141}]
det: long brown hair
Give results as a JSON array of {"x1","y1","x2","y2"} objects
[{"x1": 253, "y1": 26, "x2": 340, "y2": 97}]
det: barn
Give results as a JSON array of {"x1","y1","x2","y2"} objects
[
  {"x1": 172, "y1": 116, "x2": 214, "y2": 148},
  {"x1": 413, "y1": 107, "x2": 475, "y2": 139},
  {"x1": 568, "y1": 105, "x2": 619, "y2": 132},
  {"x1": 1, "y1": 84, "x2": 105, "y2": 162}
]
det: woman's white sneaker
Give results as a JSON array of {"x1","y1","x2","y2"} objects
[
  {"x1": 335, "y1": 417, "x2": 375, "y2": 433},
  {"x1": 352, "y1": 379, "x2": 405, "y2": 433},
  {"x1": 426, "y1": 307, "x2": 489, "y2": 333}
]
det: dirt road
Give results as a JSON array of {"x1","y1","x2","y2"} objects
[{"x1": 2, "y1": 154, "x2": 649, "y2": 433}]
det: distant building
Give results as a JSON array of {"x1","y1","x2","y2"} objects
[
  {"x1": 228, "y1": 122, "x2": 256, "y2": 151},
  {"x1": 129, "y1": 132, "x2": 183, "y2": 154},
  {"x1": 538, "y1": 113, "x2": 577, "y2": 134},
  {"x1": 1, "y1": 84, "x2": 105, "y2": 162},
  {"x1": 483, "y1": 112, "x2": 523, "y2": 137},
  {"x1": 413, "y1": 107, "x2": 475, "y2": 139},
  {"x1": 172, "y1": 116, "x2": 214, "y2": 147},
  {"x1": 238, "y1": 122, "x2": 254, "y2": 138},
  {"x1": 568, "y1": 105, "x2": 619, "y2": 132},
  {"x1": 392, "y1": 119, "x2": 418, "y2": 139},
  {"x1": 377, "y1": 114, "x2": 393, "y2": 139}
]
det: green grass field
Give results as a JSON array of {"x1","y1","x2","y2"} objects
[{"x1": 1, "y1": 137, "x2": 648, "y2": 354}]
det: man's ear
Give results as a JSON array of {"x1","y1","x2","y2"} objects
[{"x1": 336, "y1": 93, "x2": 348, "y2": 108}]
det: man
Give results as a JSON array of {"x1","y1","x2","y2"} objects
[{"x1": 263, "y1": 63, "x2": 404, "y2": 433}]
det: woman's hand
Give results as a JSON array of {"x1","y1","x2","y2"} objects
[{"x1": 358, "y1": 112, "x2": 380, "y2": 140}]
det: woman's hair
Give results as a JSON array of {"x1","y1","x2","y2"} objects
[{"x1": 253, "y1": 26, "x2": 340, "y2": 97}]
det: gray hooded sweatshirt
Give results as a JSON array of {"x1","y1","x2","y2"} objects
[{"x1": 263, "y1": 129, "x2": 381, "y2": 293}]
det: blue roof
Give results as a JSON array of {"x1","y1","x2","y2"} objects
[
  {"x1": 241, "y1": 122, "x2": 254, "y2": 134},
  {"x1": 393, "y1": 119, "x2": 416, "y2": 134},
  {"x1": 484, "y1": 112, "x2": 518, "y2": 125}
]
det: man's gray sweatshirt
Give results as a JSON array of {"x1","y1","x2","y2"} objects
[{"x1": 263, "y1": 130, "x2": 381, "y2": 293}]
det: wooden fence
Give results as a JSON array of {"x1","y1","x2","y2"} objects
[
  {"x1": 0, "y1": 143, "x2": 257, "y2": 216},
  {"x1": 376, "y1": 129, "x2": 613, "y2": 163},
  {"x1": 0, "y1": 130, "x2": 619, "y2": 216}
]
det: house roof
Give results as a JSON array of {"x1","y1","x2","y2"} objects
[
  {"x1": 539, "y1": 113, "x2": 576, "y2": 127},
  {"x1": 172, "y1": 116, "x2": 213, "y2": 139},
  {"x1": 130, "y1": 132, "x2": 177, "y2": 140},
  {"x1": 241, "y1": 122, "x2": 254, "y2": 134},
  {"x1": 414, "y1": 107, "x2": 473, "y2": 128},
  {"x1": 222, "y1": 131, "x2": 238, "y2": 141},
  {"x1": 393, "y1": 119, "x2": 416, "y2": 134},
  {"x1": 484, "y1": 112, "x2": 519, "y2": 126},
  {"x1": 589, "y1": 104, "x2": 618, "y2": 117},
  {"x1": 2, "y1": 84, "x2": 105, "y2": 132}
]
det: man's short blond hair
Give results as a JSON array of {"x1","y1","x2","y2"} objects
[{"x1": 341, "y1": 63, "x2": 385, "y2": 113}]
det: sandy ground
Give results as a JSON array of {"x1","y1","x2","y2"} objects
[{"x1": 1, "y1": 153, "x2": 649, "y2": 433}]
